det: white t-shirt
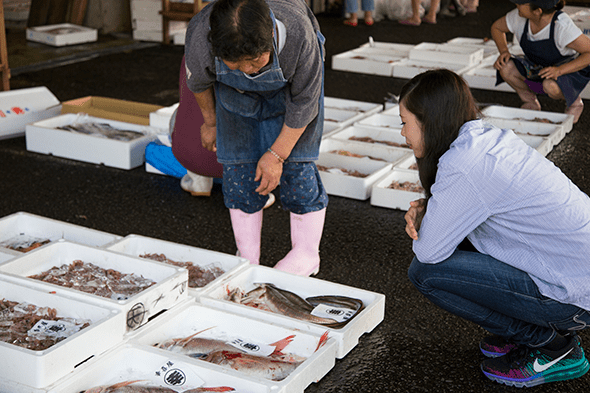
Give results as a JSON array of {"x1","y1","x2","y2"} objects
[{"x1": 506, "y1": 8, "x2": 582, "y2": 57}]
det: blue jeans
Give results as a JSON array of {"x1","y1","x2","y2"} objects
[
  {"x1": 408, "y1": 250, "x2": 590, "y2": 347},
  {"x1": 222, "y1": 162, "x2": 328, "y2": 214},
  {"x1": 344, "y1": 0, "x2": 374, "y2": 13}
]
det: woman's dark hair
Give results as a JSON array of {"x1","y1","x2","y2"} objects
[
  {"x1": 208, "y1": 0, "x2": 274, "y2": 62},
  {"x1": 399, "y1": 69, "x2": 480, "y2": 199},
  {"x1": 530, "y1": 0, "x2": 565, "y2": 14}
]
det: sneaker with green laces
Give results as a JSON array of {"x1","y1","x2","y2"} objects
[{"x1": 481, "y1": 336, "x2": 589, "y2": 387}]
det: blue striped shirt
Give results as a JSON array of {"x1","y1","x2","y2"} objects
[{"x1": 414, "y1": 119, "x2": 590, "y2": 311}]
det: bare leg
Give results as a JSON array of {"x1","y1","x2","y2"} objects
[
  {"x1": 423, "y1": 0, "x2": 440, "y2": 24},
  {"x1": 544, "y1": 79, "x2": 586, "y2": 124},
  {"x1": 498, "y1": 60, "x2": 541, "y2": 110}
]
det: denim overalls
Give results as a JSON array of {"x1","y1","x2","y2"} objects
[
  {"x1": 497, "y1": 10, "x2": 590, "y2": 106},
  {"x1": 214, "y1": 10, "x2": 328, "y2": 214}
]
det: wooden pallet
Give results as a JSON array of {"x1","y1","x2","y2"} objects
[{"x1": 0, "y1": 0, "x2": 10, "y2": 91}]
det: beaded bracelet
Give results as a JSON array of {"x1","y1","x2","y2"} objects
[{"x1": 267, "y1": 148, "x2": 285, "y2": 163}]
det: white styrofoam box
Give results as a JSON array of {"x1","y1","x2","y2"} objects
[
  {"x1": 322, "y1": 121, "x2": 344, "y2": 139},
  {"x1": 149, "y1": 103, "x2": 179, "y2": 130},
  {"x1": 145, "y1": 162, "x2": 168, "y2": 175},
  {"x1": 0, "y1": 211, "x2": 122, "y2": 256},
  {"x1": 518, "y1": 134, "x2": 553, "y2": 157},
  {"x1": 381, "y1": 105, "x2": 399, "y2": 117},
  {"x1": 106, "y1": 234, "x2": 249, "y2": 299},
  {"x1": 392, "y1": 58, "x2": 474, "y2": 80},
  {"x1": 173, "y1": 29, "x2": 187, "y2": 45},
  {"x1": 26, "y1": 24, "x2": 97, "y2": 47},
  {"x1": 357, "y1": 113, "x2": 402, "y2": 129},
  {"x1": 317, "y1": 152, "x2": 393, "y2": 200},
  {"x1": 482, "y1": 117, "x2": 565, "y2": 147},
  {"x1": 394, "y1": 154, "x2": 417, "y2": 171},
  {"x1": 0, "y1": 86, "x2": 62, "y2": 140},
  {"x1": 444, "y1": 37, "x2": 501, "y2": 60},
  {"x1": 0, "y1": 240, "x2": 189, "y2": 331},
  {"x1": 0, "y1": 249, "x2": 15, "y2": 265},
  {"x1": 324, "y1": 106, "x2": 372, "y2": 129},
  {"x1": 127, "y1": 300, "x2": 337, "y2": 392},
  {"x1": 199, "y1": 265, "x2": 386, "y2": 359},
  {"x1": 460, "y1": 56, "x2": 516, "y2": 93},
  {"x1": 370, "y1": 169, "x2": 425, "y2": 211},
  {"x1": 0, "y1": 274, "x2": 124, "y2": 389},
  {"x1": 409, "y1": 43, "x2": 484, "y2": 67},
  {"x1": 324, "y1": 96, "x2": 383, "y2": 116},
  {"x1": 25, "y1": 113, "x2": 158, "y2": 170},
  {"x1": 47, "y1": 343, "x2": 274, "y2": 393},
  {"x1": 330, "y1": 124, "x2": 409, "y2": 150},
  {"x1": 481, "y1": 105, "x2": 574, "y2": 135},
  {"x1": 320, "y1": 137, "x2": 411, "y2": 166},
  {"x1": 331, "y1": 42, "x2": 413, "y2": 76}
]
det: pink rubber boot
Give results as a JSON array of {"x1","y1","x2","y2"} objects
[
  {"x1": 229, "y1": 209, "x2": 263, "y2": 265},
  {"x1": 273, "y1": 208, "x2": 326, "y2": 276}
]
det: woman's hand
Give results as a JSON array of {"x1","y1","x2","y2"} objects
[
  {"x1": 405, "y1": 198, "x2": 427, "y2": 240},
  {"x1": 200, "y1": 123, "x2": 217, "y2": 152},
  {"x1": 255, "y1": 151, "x2": 283, "y2": 195},
  {"x1": 539, "y1": 66, "x2": 562, "y2": 80},
  {"x1": 494, "y1": 51, "x2": 512, "y2": 71}
]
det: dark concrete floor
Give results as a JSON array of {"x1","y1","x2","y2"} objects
[{"x1": 2, "y1": 1, "x2": 590, "y2": 391}]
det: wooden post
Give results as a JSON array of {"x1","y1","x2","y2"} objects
[{"x1": 0, "y1": 0, "x2": 11, "y2": 91}]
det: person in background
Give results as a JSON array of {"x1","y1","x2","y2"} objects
[
  {"x1": 491, "y1": 0, "x2": 590, "y2": 124},
  {"x1": 343, "y1": 0, "x2": 375, "y2": 26},
  {"x1": 171, "y1": 56, "x2": 276, "y2": 205},
  {"x1": 399, "y1": 0, "x2": 441, "y2": 26},
  {"x1": 183, "y1": 0, "x2": 328, "y2": 275},
  {"x1": 402, "y1": 69, "x2": 590, "y2": 387}
]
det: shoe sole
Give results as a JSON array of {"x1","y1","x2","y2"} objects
[{"x1": 481, "y1": 357, "x2": 590, "y2": 387}]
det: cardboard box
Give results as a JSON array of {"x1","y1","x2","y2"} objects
[
  {"x1": 61, "y1": 96, "x2": 163, "y2": 126},
  {"x1": 106, "y1": 234, "x2": 249, "y2": 299},
  {"x1": 126, "y1": 300, "x2": 337, "y2": 393},
  {"x1": 0, "y1": 274, "x2": 125, "y2": 389},
  {"x1": 0, "y1": 240, "x2": 189, "y2": 332},
  {"x1": 26, "y1": 23, "x2": 97, "y2": 47},
  {"x1": 26, "y1": 113, "x2": 158, "y2": 170},
  {"x1": 0, "y1": 86, "x2": 62, "y2": 140},
  {"x1": 199, "y1": 265, "x2": 386, "y2": 359}
]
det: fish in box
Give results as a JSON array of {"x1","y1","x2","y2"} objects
[
  {"x1": 371, "y1": 169, "x2": 425, "y2": 211},
  {"x1": 330, "y1": 124, "x2": 409, "y2": 149},
  {"x1": 0, "y1": 212, "x2": 122, "y2": 257},
  {"x1": 106, "y1": 234, "x2": 249, "y2": 299},
  {"x1": 481, "y1": 105, "x2": 574, "y2": 135},
  {"x1": 0, "y1": 275, "x2": 124, "y2": 389},
  {"x1": 0, "y1": 240, "x2": 188, "y2": 331},
  {"x1": 357, "y1": 113, "x2": 402, "y2": 129},
  {"x1": 320, "y1": 137, "x2": 411, "y2": 166},
  {"x1": 482, "y1": 116, "x2": 565, "y2": 148},
  {"x1": 198, "y1": 265, "x2": 385, "y2": 358},
  {"x1": 128, "y1": 300, "x2": 337, "y2": 392},
  {"x1": 324, "y1": 97, "x2": 383, "y2": 115}
]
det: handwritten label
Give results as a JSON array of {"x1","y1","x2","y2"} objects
[
  {"x1": 311, "y1": 304, "x2": 356, "y2": 323},
  {"x1": 229, "y1": 338, "x2": 275, "y2": 357},
  {"x1": 148, "y1": 360, "x2": 205, "y2": 392}
]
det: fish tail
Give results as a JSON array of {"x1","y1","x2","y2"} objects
[
  {"x1": 270, "y1": 334, "x2": 295, "y2": 355},
  {"x1": 315, "y1": 331, "x2": 329, "y2": 352}
]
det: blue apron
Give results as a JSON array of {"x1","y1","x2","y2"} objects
[
  {"x1": 497, "y1": 11, "x2": 590, "y2": 106},
  {"x1": 214, "y1": 10, "x2": 325, "y2": 165}
]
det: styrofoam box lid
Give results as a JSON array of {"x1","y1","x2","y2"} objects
[
  {"x1": 331, "y1": 124, "x2": 408, "y2": 148},
  {"x1": 370, "y1": 169, "x2": 425, "y2": 211},
  {"x1": 106, "y1": 234, "x2": 249, "y2": 299},
  {"x1": 126, "y1": 299, "x2": 337, "y2": 392},
  {"x1": 0, "y1": 274, "x2": 124, "y2": 389},
  {"x1": 47, "y1": 343, "x2": 275, "y2": 393},
  {"x1": 199, "y1": 265, "x2": 386, "y2": 359},
  {"x1": 0, "y1": 240, "x2": 188, "y2": 308},
  {"x1": 317, "y1": 152, "x2": 393, "y2": 200},
  {"x1": 324, "y1": 97, "x2": 382, "y2": 114},
  {"x1": 481, "y1": 105, "x2": 574, "y2": 134},
  {"x1": 0, "y1": 212, "x2": 122, "y2": 254},
  {"x1": 320, "y1": 137, "x2": 411, "y2": 166},
  {"x1": 357, "y1": 113, "x2": 402, "y2": 129},
  {"x1": 0, "y1": 87, "x2": 62, "y2": 140}
]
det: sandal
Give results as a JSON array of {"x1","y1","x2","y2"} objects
[
  {"x1": 343, "y1": 19, "x2": 358, "y2": 27},
  {"x1": 365, "y1": 18, "x2": 374, "y2": 26}
]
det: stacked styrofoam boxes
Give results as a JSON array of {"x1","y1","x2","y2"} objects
[
  {"x1": 0, "y1": 274, "x2": 125, "y2": 391},
  {"x1": 130, "y1": 0, "x2": 188, "y2": 42},
  {"x1": 198, "y1": 265, "x2": 386, "y2": 359},
  {"x1": 25, "y1": 113, "x2": 159, "y2": 170},
  {"x1": 0, "y1": 211, "x2": 122, "y2": 258},
  {"x1": 0, "y1": 240, "x2": 189, "y2": 331},
  {"x1": 331, "y1": 41, "x2": 414, "y2": 77},
  {"x1": 445, "y1": 37, "x2": 501, "y2": 62},
  {"x1": 392, "y1": 42, "x2": 483, "y2": 79},
  {"x1": 106, "y1": 234, "x2": 249, "y2": 299},
  {"x1": 323, "y1": 96, "x2": 383, "y2": 138}
]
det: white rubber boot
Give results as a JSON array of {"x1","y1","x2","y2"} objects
[
  {"x1": 273, "y1": 208, "x2": 326, "y2": 276},
  {"x1": 229, "y1": 209, "x2": 263, "y2": 265},
  {"x1": 180, "y1": 170, "x2": 214, "y2": 196}
]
